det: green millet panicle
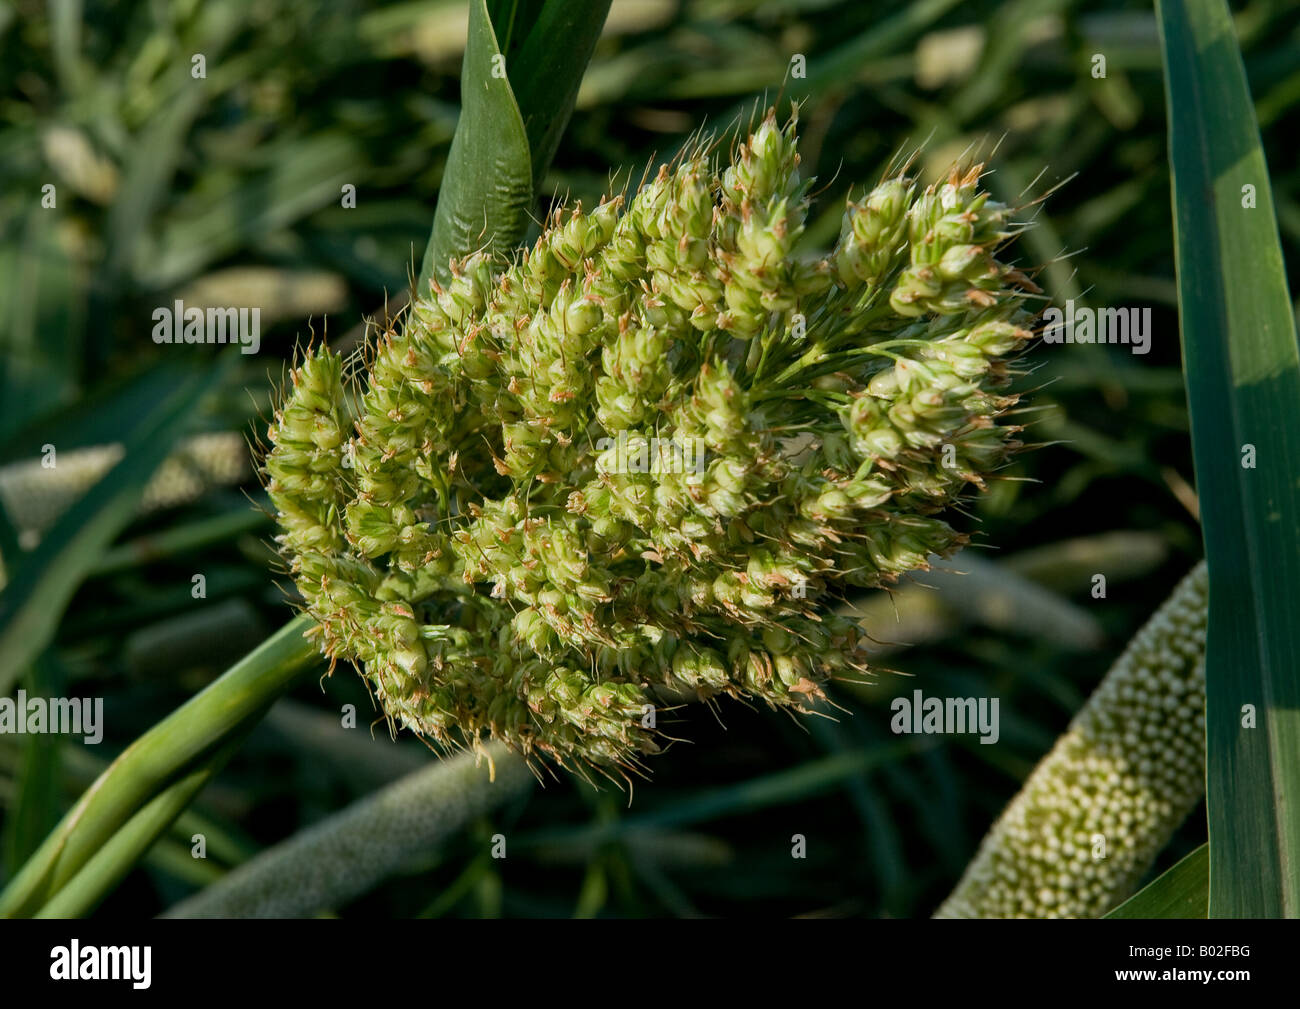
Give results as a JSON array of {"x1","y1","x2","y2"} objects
[
  {"x1": 264, "y1": 109, "x2": 1041, "y2": 772},
  {"x1": 935, "y1": 562, "x2": 1209, "y2": 919}
]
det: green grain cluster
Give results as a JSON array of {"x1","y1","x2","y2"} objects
[{"x1": 263, "y1": 111, "x2": 1039, "y2": 771}]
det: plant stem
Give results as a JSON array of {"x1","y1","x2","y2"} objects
[
  {"x1": 0, "y1": 615, "x2": 320, "y2": 917},
  {"x1": 35, "y1": 730, "x2": 251, "y2": 918}
]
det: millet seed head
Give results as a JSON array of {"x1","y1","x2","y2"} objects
[{"x1": 262, "y1": 109, "x2": 1041, "y2": 775}]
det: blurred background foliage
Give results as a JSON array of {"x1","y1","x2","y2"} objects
[{"x1": 0, "y1": 0, "x2": 1297, "y2": 917}]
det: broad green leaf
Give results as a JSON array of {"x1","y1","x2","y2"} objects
[
  {"x1": 1158, "y1": 0, "x2": 1300, "y2": 917},
  {"x1": 486, "y1": 0, "x2": 547, "y2": 61},
  {"x1": 509, "y1": 0, "x2": 612, "y2": 194},
  {"x1": 418, "y1": 0, "x2": 533, "y2": 289},
  {"x1": 1105, "y1": 844, "x2": 1208, "y2": 919},
  {"x1": 418, "y1": 0, "x2": 611, "y2": 289}
]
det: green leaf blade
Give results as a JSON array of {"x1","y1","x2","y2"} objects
[
  {"x1": 418, "y1": 0, "x2": 533, "y2": 289},
  {"x1": 510, "y1": 0, "x2": 612, "y2": 194},
  {"x1": 1105, "y1": 844, "x2": 1208, "y2": 919},
  {"x1": 1158, "y1": 0, "x2": 1300, "y2": 918}
]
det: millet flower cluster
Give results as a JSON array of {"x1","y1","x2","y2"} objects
[{"x1": 263, "y1": 111, "x2": 1039, "y2": 771}]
